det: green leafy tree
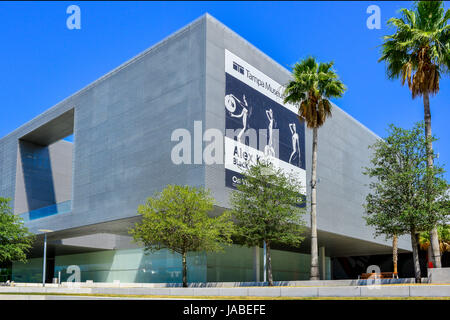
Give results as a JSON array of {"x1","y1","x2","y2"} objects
[
  {"x1": 227, "y1": 161, "x2": 306, "y2": 286},
  {"x1": 129, "y1": 185, "x2": 234, "y2": 287},
  {"x1": 379, "y1": 0, "x2": 450, "y2": 268},
  {"x1": 363, "y1": 123, "x2": 449, "y2": 282},
  {"x1": 363, "y1": 191, "x2": 404, "y2": 276},
  {"x1": 0, "y1": 198, "x2": 34, "y2": 264},
  {"x1": 284, "y1": 57, "x2": 346, "y2": 279}
]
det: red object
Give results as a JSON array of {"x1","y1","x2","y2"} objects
[{"x1": 428, "y1": 261, "x2": 434, "y2": 268}]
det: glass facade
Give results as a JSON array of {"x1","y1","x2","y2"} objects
[
  {"x1": 19, "y1": 200, "x2": 72, "y2": 222},
  {"x1": 11, "y1": 258, "x2": 43, "y2": 283},
  {"x1": 0, "y1": 264, "x2": 12, "y2": 282},
  {"x1": 54, "y1": 248, "x2": 207, "y2": 283},
  {"x1": 12, "y1": 245, "x2": 331, "y2": 283},
  {"x1": 207, "y1": 245, "x2": 331, "y2": 282}
]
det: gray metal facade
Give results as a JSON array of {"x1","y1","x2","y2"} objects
[{"x1": 0, "y1": 14, "x2": 411, "y2": 257}]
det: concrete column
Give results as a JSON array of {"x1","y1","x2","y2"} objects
[
  {"x1": 253, "y1": 246, "x2": 260, "y2": 282},
  {"x1": 319, "y1": 246, "x2": 326, "y2": 280}
]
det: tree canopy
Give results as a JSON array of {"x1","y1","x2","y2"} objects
[
  {"x1": 364, "y1": 122, "x2": 449, "y2": 235},
  {"x1": 283, "y1": 56, "x2": 346, "y2": 129},
  {"x1": 130, "y1": 185, "x2": 234, "y2": 255},
  {"x1": 0, "y1": 198, "x2": 34, "y2": 264},
  {"x1": 227, "y1": 161, "x2": 306, "y2": 285},
  {"x1": 363, "y1": 122, "x2": 448, "y2": 282},
  {"x1": 379, "y1": 1, "x2": 450, "y2": 99},
  {"x1": 129, "y1": 185, "x2": 234, "y2": 286},
  {"x1": 228, "y1": 161, "x2": 306, "y2": 248}
]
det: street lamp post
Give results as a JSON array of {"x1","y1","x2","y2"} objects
[
  {"x1": 43, "y1": 233, "x2": 47, "y2": 287},
  {"x1": 38, "y1": 229, "x2": 53, "y2": 287},
  {"x1": 263, "y1": 241, "x2": 267, "y2": 283}
]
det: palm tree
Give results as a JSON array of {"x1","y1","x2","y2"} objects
[
  {"x1": 419, "y1": 225, "x2": 450, "y2": 263},
  {"x1": 284, "y1": 57, "x2": 346, "y2": 280},
  {"x1": 379, "y1": 1, "x2": 450, "y2": 268}
]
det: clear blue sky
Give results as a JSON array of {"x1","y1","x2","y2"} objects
[{"x1": 1, "y1": 1, "x2": 449, "y2": 179}]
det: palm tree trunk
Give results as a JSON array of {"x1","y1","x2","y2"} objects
[
  {"x1": 410, "y1": 230, "x2": 422, "y2": 283},
  {"x1": 393, "y1": 234, "x2": 398, "y2": 276},
  {"x1": 266, "y1": 241, "x2": 274, "y2": 286},
  {"x1": 310, "y1": 127, "x2": 320, "y2": 280},
  {"x1": 182, "y1": 250, "x2": 188, "y2": 288},
  {"x1": 430, "y1": 229, "x2": 441, "y2": 267},
  {"x1": 423, "y1": 93, "x2": 442, "y2": 268}
]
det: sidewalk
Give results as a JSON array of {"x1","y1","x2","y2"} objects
[{"x1": 0, "y1": 283, "x2": 449, "y2": 298}]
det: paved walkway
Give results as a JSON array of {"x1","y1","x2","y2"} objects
[
  {"x1": 0, "y1": 284, "x2": 449, "y2": 298},
  {"x1": 0, "y1": 294, "x2": 187, "y2": 300}
]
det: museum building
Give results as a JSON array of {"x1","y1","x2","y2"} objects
[{"x1": 0, "y1": 14, "x2": 414, "y2": 283}]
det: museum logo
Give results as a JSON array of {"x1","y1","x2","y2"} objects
[
  {"x1": 230, "y1": 60, "x2": 285, "y2": 102},
  {"x1": 232, "y1": 61, "x2": 244, "y2": 75}
]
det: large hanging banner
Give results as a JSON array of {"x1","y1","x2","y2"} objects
[{"x1": 224, "y1": 49, "x2": 306, "y2": 191}]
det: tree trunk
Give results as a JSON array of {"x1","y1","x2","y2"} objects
[
  {"x1": 430, "y1": 228, "x2": 441, "y2": 268},
  {"x1": 393, "y1": 234, "x2": 398, "y2": 275},
  {"x1": 266, "y1": 241, "x2": 274, "y2": 286},
  {"x1": 423, "y1": 93, "x2": 442, "y2": 268},
  {"x1": 410, "y1": 230, "x2": 422, "y2": 283},
  {"x1": 182, "y1": 250, "x2": 187, "y2": 288},
  {"x1": 310, "y1": 127, "x2": 320, "y2": 280}
]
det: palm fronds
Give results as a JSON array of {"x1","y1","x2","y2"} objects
[
  {"x1": 379, "y1": 1, "x2": 450, "y2": 98},
  {"x1": 284, "y1": 57, "x2": 346, "y2": 129}
]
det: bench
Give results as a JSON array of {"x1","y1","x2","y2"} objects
[{"x1": 359, "y1": 272, "x2": 399, "y2": 279}]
